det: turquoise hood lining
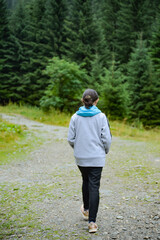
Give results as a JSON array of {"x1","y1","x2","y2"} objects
[{"x1": 76, "y1": 106, "x2": 101, "y2": 117}]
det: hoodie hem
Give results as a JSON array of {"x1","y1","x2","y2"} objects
[{"x1": 75, "y1": 157, "x2": 106, "y2": 167}]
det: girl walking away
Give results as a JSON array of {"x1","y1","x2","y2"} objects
[{"x1": 68, "y1": 89, "x2": 112, "y2": 233}]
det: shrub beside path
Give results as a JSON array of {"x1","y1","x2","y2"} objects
[{"x1": 0, "y1": 114, "x2": 160, "y2": 240}]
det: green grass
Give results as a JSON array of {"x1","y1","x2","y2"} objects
[
  {"x1": 0, "y1": 103, "x2": 71, "y2": 127},
  {"x1": 111, "y1": 119, "x2": 160, "y2": 142},
  {"x1": 0, "y1": 118, "x2": 43, "y2": 165},
  {"x1": 0, "y1": 103, "x2": 159, "y2": 143},
  {"x1": 0, "y1": 183, "x2": 58, "y2": 239},
  {"x1": 0, "y1": 118, "x2": 26, "y2": 142}
]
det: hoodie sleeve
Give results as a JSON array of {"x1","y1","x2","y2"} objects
[
  {"x1": 67, "y1": 115, "x2": 76, "y2": 148},
  {"x1": 101, "y1": 115, "x2": 112, "y2": 154}
]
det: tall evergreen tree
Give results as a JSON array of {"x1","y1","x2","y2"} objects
[
  {"x1": 0, "y1": 0, "x2": 20, "y2": 104},
  {"x1": 100, "y1": 0, "x2": 120, "y2": 55},
  {"x1": 115, "y1": 0, "x2": 134, "y2": 65},
  {"x1": 43, "y1": 0, "x2": 67, "y2": 58},
  {"x1": 8, "y1": 0, "x2": 43, "y2": 104},
  {"x1": 114, "y1": 0, "x2": 159, "y2": 65},
  {"x1": 150, "y1": 17, "x2": 160, "y2": 75},
  {"x1": 90, "y1": 0, "x2": 111, "y2": 74},
  {"x1": 63, "y1": 0, "x2": 104, "y2": 75},
  {"x1": 19, "y1": 0, "x2": 49, "y2": 105},
  {"x1": 99, "y1": 62, "x2": 128, "y2": 120},
  {"x1": 21, "y1": 0, "x2": 69, "y2": 105},
  {"x1": 127, "y1": 39, "x2": 159, "y2": 126}
]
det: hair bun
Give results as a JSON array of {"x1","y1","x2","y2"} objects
[{"x1": 82, "y1": 89, "x2": 98, "y2": 109}]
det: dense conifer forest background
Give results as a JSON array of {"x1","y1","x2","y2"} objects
[{"x1": 1, "y1": 0, "x2": 160, "y2": 126}]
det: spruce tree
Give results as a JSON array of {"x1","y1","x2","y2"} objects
[
  {"x1": 8, "y1": 0, "x2": 40, "y2": 104},
  {"x1": 42, "y1": 0, "x2": 67, "y2": 58},
  {"x1": 90, "y1": 0, "x2": 111, "y2": 76},
  {"x1": 150, "y1": 18, "x2": 160, "y2": 75},
  {"x1": 115, "y1": 0, "x2": 134, "y2": 65},
  {"x1": 114, "y1": 0, "x2": 159, "y2": 65},
  {"x1": 99, "y1": 62, "x2": 128, "y2": 120},
  {"x1": 63, "y1": 0, "x2": 103, "y2": 75},
  {"x1": 100, "y1": 0, "x2": 120, "y2": 54},
  {"x1": 23, "y1": 0, "x2": 68, "y2": 105},
  {"x1": 127, "y1": 39, "x2": 159, "y2": 126},
  {"x1": 20, "y1": 0, "x2": 49, "y2": 105},
  {"x1": 0, "y1": 0, "x2": 20, "y2": 104},
  {"x1": 9, "y1": 1, "x2": 29, "y2": 100}
]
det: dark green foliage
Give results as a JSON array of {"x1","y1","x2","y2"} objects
[
  {"x1": 0, "y1": 0, "x2": 20, "y2": 104},
  {"x1": 150, "y1": 17, "x2": 160, "y2": 75},
  {"x1": 1, "y1": 0, "x2": 160, "y2": 126},
  {"x1": 115, "y1": 0, "x2": 134, "y2": 64},
  {"x1": 114, "y1": 0, "x2": 159, "y2": 65},
  {"x1": 9, "y1": 0, "x2": 47, "y2": 105},
  {"x1": 22, "y1": 0, "x2": 68, "y2": 105},
  {"x1": 6, "y1": 0, "x2": 18, "y2": 9},
  {"x1": 127, "y1": 39, "x2": 160, "y2": 126},
  {"x1": 40, "y1": 57, "x2": 88, "y2": 112},
  {"x1": 99, "y1": 63, "x2": 128, "y2": 120},
  {"x1": 100, "y1": 0, "x2": 120, "y2": 54},
  {"x1": 43, "y1": 0, "x2": 67, "y2": 58},
  {"x1": 63, "y1": 0, "x2": 104, "y2": 75}
]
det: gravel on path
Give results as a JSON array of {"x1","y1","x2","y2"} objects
[{"x1": 0, "y1": 114, "x2": 160, "y2": 240}]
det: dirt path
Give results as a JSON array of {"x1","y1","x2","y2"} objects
[{"x1": 0, "y1": 114, "x2": 160, "y2": 240}]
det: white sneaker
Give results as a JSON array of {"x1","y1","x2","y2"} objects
[
  {"x1": 80, "y1": 205, "x2": 89, "y2": 220},
  {"x1": 88, "y1": 222, "x2": 98, "y2": 233}
]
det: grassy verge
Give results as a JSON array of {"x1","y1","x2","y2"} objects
[
  {"x1": 0, "y1": 104, "x2": 71, "y2": 127},
  {"x1": 0, "y1": 118, "x2": 43, "y2": 165},
  {"x1": 111, "y1": 119, "x2": 160, "y2": 142},
  {"x1": 0, "y1": 103, "x2": 159, "y2": 143}
]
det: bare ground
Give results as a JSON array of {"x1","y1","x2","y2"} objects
[{"x1": 0, "y1": 114, "x2": 160, "y2": 240}]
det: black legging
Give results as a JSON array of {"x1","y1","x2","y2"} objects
[{"x1": 78, "y1": 166, "x2": 103, "y2": 223}]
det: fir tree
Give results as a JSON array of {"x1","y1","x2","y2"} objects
[
  {"x1": 100, "y1": 0, "x2": 120, "y2": 54},
  {"x1": 99, "y1": 62, "x2": 128, "y2": 120},
  {"x1": 43, "y1": 0, "x2": 67, "y2": 58},
  {"x1": 150, "y1": 17, "x2": 160, "y2": 75},
  {"x1": 63, "y1": 0, "x2": 103, "y2": 75},
  {"x1": 127, "y1": 38, "x2": 160, "y2": 126},
  {"x1": 21, "y1": 0, "x2": 50, "y2": 105},
  {"x1": 0, "y1": 0, "x2": 20, "y2": 104},
  {"x1": 114, "y1": 0, "x2": 159, "y2": 65},
  {"x1": 115, "y1": 0, "x2": 134, "y2": 65}
]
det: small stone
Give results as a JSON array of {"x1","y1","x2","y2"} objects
[
  {"x1": 110, "y1": 235, "x2": 117, "y2": 239},
  {"x1": 122, "y1": 228, "x2": 127, "y2": 231},
  {"x1": 116, "y1": 215, "x2": 124, "y2": 220}
]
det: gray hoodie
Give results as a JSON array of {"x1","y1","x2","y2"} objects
[{"x1": 68, "y1": 106, "x2": 112, "y2": 167}]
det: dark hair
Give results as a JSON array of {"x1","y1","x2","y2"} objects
[{"x1": 82, "y1": 89, "x2": 99, "y2": 109}]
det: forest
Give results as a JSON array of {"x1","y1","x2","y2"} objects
[{"x1": 0, "y1": 0, "x2": 160, "y2": 127}]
